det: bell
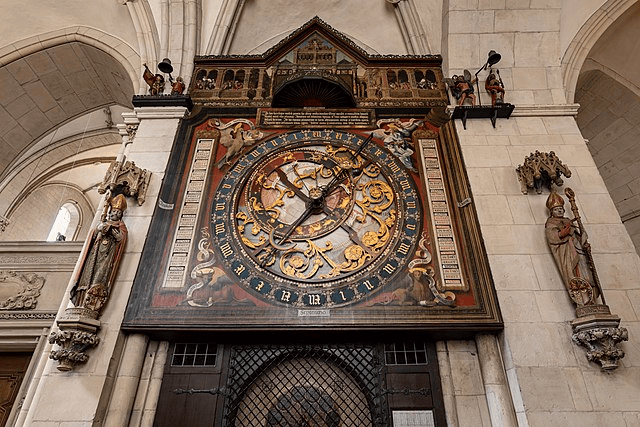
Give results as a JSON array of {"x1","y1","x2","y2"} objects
[
  {"x1": 487, "y1": 50, "x2": 501, "y2": 67},
  {"x1": 158, "y1": 58, "x2": 174, "y2": 74}
]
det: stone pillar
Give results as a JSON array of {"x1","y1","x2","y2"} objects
[
  {"x1": 129, "y1": 341, "x2": 169, "y2": 427},
  {"x1": 19, "y1": 106, "x2": 187, "y2": 426},
  {"x1": 435, "y1": 341, "x2": 459, "y2": 427},
  {"x1": 475, "y1": 334, "x2": 518, "y2": 427},
  {"x1": 436, "y1": 340, "x2": 491, "y2": 426},
  {"x1": 102, "y1": 334, "x2": 149, "y2": 427}
]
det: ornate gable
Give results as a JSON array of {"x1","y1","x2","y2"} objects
[{"x1": 190, "y1": 17, "x2": 447, "y2": 109}]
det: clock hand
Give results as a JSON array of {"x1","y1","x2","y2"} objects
[
  {"x1": 291, "y1": 161, "x2": 311, "y2": 193},
  {"x1": 322, "y1": 134, "x2": 373, "y2": 197},
  {"x1": 260, "y1": 202, "x2": 316, "y2": 267},
  {"x1": 275, "y1": 169, "x2": 310, "y2": 203}
]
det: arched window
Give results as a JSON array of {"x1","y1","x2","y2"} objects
[{"x1": 46, "y1": 202, "x2": 81, "y2": 241}]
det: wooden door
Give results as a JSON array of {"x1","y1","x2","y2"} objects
[{"x1": 0, "y1": 352, "x2": 31, "y2": 427}]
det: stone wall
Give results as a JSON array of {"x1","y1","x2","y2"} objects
[
  {"x1": 1, "y1": 184, "x2": 94, "y2": 242},
  {"x1": 17, "y1": 107, "x2": 188, "y2": 426},
  {"x1": 446, "y1": 1, "x2": 640, "y2": 425},
  {"x1": 457, "y1": 113, "x2": 640, "y2": 425}
]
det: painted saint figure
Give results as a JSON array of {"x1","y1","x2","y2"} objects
[
  {"x1": 70, "y1": 194, "x2": 128, "y2": 313},
  {"x1": 545, "y1": 191, "x2": 597, "y2": 305}
]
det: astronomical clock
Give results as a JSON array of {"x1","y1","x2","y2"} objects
[
  {"x1": 124, "y1": 18, "x2": 501, "y2": 333},
  {"x1": 124, "y1": 18, "x2": 502, "y2": 427}
]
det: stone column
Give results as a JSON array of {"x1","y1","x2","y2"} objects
[
  {"x1": 130, "y1": 341, "x2": 169, "y2": 427},
  {"x1": 475, "y1": 334, "x2": 518, "y2": 427},
  {"x1": 435, "y1": 341, "x2": 459, "y2": 427},
  {"x1": 102, "y1": 334, "x2": 149, "y2": 427},
  {"x1": 436, "y1": 340, "x2": 490, "y2": 426},
  {"x1": 19, "y1": 106, "x2": 187, "y2": 427}
]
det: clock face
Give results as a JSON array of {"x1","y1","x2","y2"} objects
[{"x1": 211, "y1": 130, "x2": 421, "y2": 308}]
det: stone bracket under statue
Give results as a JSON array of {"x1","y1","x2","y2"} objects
[
  {"x1": 542, "y1": 187, "x2": 628, "y2": 371},
  {"x1": 49, "y1": 162, "x2": 150, "y2": 371}
]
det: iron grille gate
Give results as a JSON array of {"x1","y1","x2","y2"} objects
[{"x1": 222, "y1": 343, "x2": 388, "y2": 427}]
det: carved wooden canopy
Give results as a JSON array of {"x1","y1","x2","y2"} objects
[{"x1": 189, "y1": 17, "x2": 447, "y2": 110}]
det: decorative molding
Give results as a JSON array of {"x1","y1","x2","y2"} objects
[
  {"x1": 0, "y1": 271, "x2": 45, "y2": 310},
  {"x1": 0, "y1": 311, "x2": 56, "y2": 320},
  {"x1": 510, "y1": 104, "x2": 580, "y2": 117},
  {"x1": 0, "y1": 256, "x2": 79, "y2": 265},
  {"x1": 0, "y1": 215, "x2": 8, "y2": 232},
  {"x1": 133, "y1": 106, "x2": 190, "y2": 119}
]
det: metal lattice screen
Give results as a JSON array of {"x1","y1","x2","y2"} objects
[{"x1": 222, "y1": 344, "x2": 388, "y2": 427}]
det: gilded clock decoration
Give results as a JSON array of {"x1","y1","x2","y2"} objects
[{"x1": 211, "y1": 130, "x2": 421, "y2": 308}]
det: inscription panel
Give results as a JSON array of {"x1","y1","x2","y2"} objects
[{"x1": 258, "y1": 109, "x2": 375, "y2": 128}]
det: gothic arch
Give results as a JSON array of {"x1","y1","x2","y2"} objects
[
  {"x1": 0, "y1": 27, "x2": 140, "y2": 93},
  {"x1": 562, "y1": 0, "x2": 637, "y2": 103}
]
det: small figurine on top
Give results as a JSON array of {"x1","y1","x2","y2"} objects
[
  {"x1": 171, "y1": 77, "x2": 186, "y2": 95},
  {"x1": 143, "y1": 64, "x2": 165, "y2": 95},
  {"x1": 445, "y1": 70, "x2": 476, "y2": 106},
  {"x1": 485, "y1": 69, "x2": 505, "y2": 107}
]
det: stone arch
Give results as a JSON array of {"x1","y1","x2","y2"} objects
[
  {"x1": 0, "y1": 33, "x2": 134, "y2": 216},
  {"x1": 0, "y1": 26, "x2": 140, "y2": 93},
  {"x1": 5, "y1": 157, "x2": 112, "y2": 221},
  {"x1": 562, "y1": 0, "x2": 637, "y2": 103}
]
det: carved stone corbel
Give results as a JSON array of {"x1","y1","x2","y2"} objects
[
  {"x1": 98, "y1": 159, "x2": 151, "y2": 206},
  {"x1": 516, "y1": 151, "x2": 571, "y2": 194},
  {"x1": 49, "y1": 308, "x2": 100, "y2": 371},
  {"x1": 571, "y1": 311, "x2": 628, "y2": 371}
]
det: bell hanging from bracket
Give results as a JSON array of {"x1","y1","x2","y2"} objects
[{"x1": 158, "y1": 58, "x2": 174, "y2": 83}]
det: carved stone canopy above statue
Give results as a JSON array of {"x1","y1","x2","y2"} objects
[{"x1": 516, "y1": 151, "x2": 572, "y2": 194}]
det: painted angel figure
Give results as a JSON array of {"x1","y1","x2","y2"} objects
[{"x1": 371, "y1": 118, "x2": 423, "y2": 172}]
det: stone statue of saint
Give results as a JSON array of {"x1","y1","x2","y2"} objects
[
  {"x1": 545, "y1": 192, "x2": 597, "y2": 305},
  {"x1": 71, "y1": 194, "x2": 128, "y2": 313}
]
